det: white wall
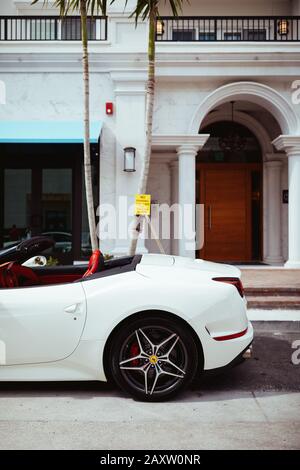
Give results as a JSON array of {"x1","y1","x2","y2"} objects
[
  {"x1": 1, "y1": 0, "x2": 294, "y2": 16},
  {"x1": 292, "y1": 0, "x2": 300, "y2": 14},
  {"x1": 158, "y1": 0, "x2": 292, "y2": 16},
  {"x1": 153, "y1": 78, "x2": 300, "y2": 136},
  {"x1": 0, "y1": 0, "x2": 59, "y2": 15},
  {"x1": 154, "y1": 80, "x2": 227, "y2": 135},
  {"x1": 0, "y1": 72, "x2": 113, "y2": 122},
  {"x1": 0, "y1": 0, "x2": 16, "y2": 15}
]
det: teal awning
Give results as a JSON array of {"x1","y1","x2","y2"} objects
[{"x1": 0, "y1": 120, "x2": 102, "y2": 144}]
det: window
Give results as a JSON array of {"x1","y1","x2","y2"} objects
[
  {"x1": 172, "y1": 29, "x2": 195, "y2": 41},
  {"x1": 224, "y1": 32, "x2": 242, "y2": 41},
  {"x1": 243, "y1": 29, "x2": 267, "y2": 41},
  {"x1": 3, "y1": 169, "x2": 31, "y2": 248},
  {"x1": 61, "y1": 18, "x2": 96, "y2": 40},
  {"x1": 199, "y1": 121, "x2": 262, "y2": 164},
  {"x1": 199, "y1": 32, "x2": 216, "y2": 41},
  {"x1": 0, "y1": 144, "x2": 86, "y2": 264}
]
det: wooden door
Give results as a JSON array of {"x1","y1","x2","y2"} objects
[{"x1": 199, "y1": 165, "x2": 252, "y2": 262}]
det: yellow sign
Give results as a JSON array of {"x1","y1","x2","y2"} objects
[{"x1": 135, "y1": 194, "x2": 151, "y2": 216}]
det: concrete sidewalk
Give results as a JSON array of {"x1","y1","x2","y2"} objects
[
  {"x1": 241, "y1": 269, "x2": 300, "y2": 289},
  {"x1": 0, "y1": 323, "x2": 299, "y2": 450}
]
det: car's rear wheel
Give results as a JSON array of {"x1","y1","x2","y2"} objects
[{"x1": 109, "y1": 314, "x2": 200, "y2": 401}]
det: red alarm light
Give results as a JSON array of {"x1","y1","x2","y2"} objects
[{"x1": 106, "y1": 102, "x2": 113, "y2": 115}]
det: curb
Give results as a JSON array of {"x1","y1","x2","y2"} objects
[{"x1": 248, "y1": 309, "x2": 300, "y2": 321}]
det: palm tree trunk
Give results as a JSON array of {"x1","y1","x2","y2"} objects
[
  {"x1": 80, "y1": 0, "x2": 98, "y2": 252},
  {"x1": 129, "y1": 8, "x2": 156, "y2": 256}
]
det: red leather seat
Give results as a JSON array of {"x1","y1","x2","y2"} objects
[{"x1": 0, "y1": 262, "x2": 39, "y2": 288}]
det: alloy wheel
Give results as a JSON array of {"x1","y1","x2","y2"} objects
[{"x1": 118, "y1": 326, "x2": 188, "y2": 396}]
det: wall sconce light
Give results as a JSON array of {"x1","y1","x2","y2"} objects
[
  {"x1": 156, "y1": 19, "x2": 165, "y2": 37},
  {"x1": 123, "y1": 147, "x2": 136, "y2": 172},
  {"x1": 278, "y1": 19, "x2": 289, "y2": 36}
]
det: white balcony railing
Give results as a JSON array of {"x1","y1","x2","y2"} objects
[
  {"x1": 156, "y1": 16, "x2": 300, "y2": 42},
  {"x1": 0, "y1": 16, "x2": 107, "y2": 41}
]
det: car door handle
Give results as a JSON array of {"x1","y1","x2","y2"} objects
[{"x1": 64, "y1": 304, "x2": 79, "y2": 314}]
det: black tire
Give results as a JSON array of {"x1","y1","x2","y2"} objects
[{"x1": 109, "y1": 313, "x2": 200, "y2": 401}]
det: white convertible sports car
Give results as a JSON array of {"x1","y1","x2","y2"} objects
[{"x1": 0, "y1": 237, "x2": 253, "y2": 401}]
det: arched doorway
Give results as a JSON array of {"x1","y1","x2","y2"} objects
[{"x1": 197, "y1": 121, "x2": 263, "y2": 263}]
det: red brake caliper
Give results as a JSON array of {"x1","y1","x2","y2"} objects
[{"x1": 130, "y1": 343, "x2": 139, "y2": 366}]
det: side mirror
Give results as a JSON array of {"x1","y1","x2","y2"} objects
[{"x1": 22, "y1": 256, "x2": 47, "y2": 267}]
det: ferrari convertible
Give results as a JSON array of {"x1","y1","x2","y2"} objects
[{"x1": 0, "y1": 237, "x2": 253, "y2": 401}]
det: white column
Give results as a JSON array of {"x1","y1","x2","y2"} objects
[
  {"x1": 286, "y1": 149, "x2": 300, "y2": 268},
  {"x1": 170, "y1": 161, "x2": 179, "y2": 256},
  {"x1": 177, "y1": 145, "x2": 199, "y2": 259},
  {"x1": 264, "y1": 160, "x2": 284, "y2": 264},
  {"x1": 273, "y1": 136, "x2": 300, "y2": 268},
  {"x1": 110, "y1": 71, "x2": 148, "y2": 256}
]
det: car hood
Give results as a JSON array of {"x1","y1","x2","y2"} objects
[{"x1": 139, "y1": 254, "x2": 241, "y2": 278}]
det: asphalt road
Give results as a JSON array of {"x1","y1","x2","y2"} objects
[{"x1": 0, "y1": 322, "x2": 299, "y2": 450}]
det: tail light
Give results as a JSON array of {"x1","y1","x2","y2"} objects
[{"x1": 213, "y1": 277, "x2": 244, "y2": 298}]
